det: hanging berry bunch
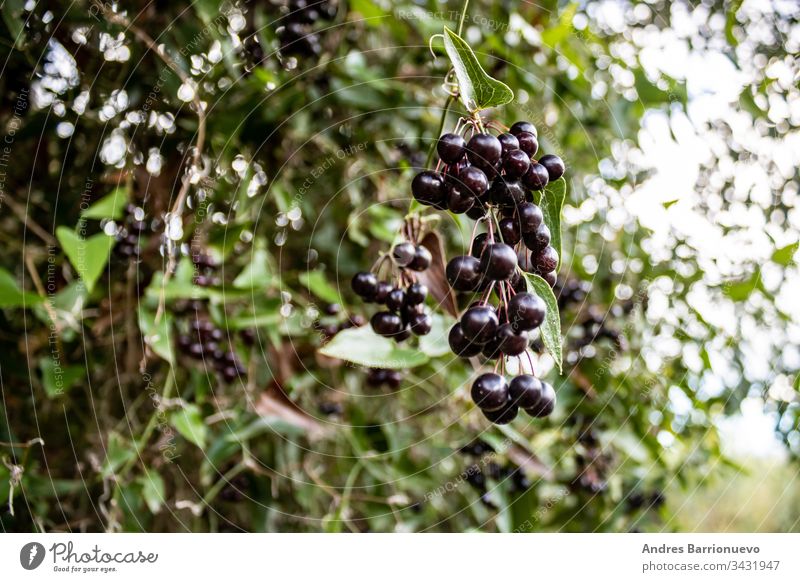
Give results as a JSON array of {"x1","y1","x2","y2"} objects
[
  {"x1": 351, "y1": 239, "x2": 433, "y2": 343},
  {"x1": 276, "y1": 0, "x2": 338, "y2": 60}
]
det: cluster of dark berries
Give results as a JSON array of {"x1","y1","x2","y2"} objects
[
  {"x1": 366, "y1": 368, "x2": 404, "y2": 390},
  {"x1": 568, "y1": 425, "x2": 612, "y2": 494},
  {"x1": 556, "y1": 278, "x2": 591, "y2": 310},
  {"x1": 114, "y1": 204, "x2": 149, "y2": 260},
  {"x1": 177, "y1": 319, "x2": 246, "y2": 383},
  {"x1": 411, "y1": 120, "x2": 567, "y2": 425},
  {"x1": 413, "y1": 120, "x2": 564, "y2": 285},
  {"x1": 351, "y1": 241, "x2": 432, "y2": 343},
  {"x1": 276, "y1": 0, "x2": 337, "y2": 58},
  {"x1": 459, "y1": 442, "x2": 531, "y2": 508},
  {"x1": 191, "y1": 252, "x2": 221, "y2": 287},
  {"x1": 313, "y1": 304, "x2": 366, "y2": 342}
]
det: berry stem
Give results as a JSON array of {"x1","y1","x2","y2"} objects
[{"x1": 425, "y1": 94, "x2": 455, "y2": 169}]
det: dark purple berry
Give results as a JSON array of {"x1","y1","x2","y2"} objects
[
  {"x1": 539, "y1": 154, "x2": 565, "y2": 181},
  {"x1": 534, "y1": 246, "x2": 559, "y2": 273},
  {"x1": 542, "y1": 271, "x2": 557, "y2": 288},
  {"x1": 456, "y1": 165, "x2": 489, "y2": 198},
  {"x1": 374, "y1": 281, "x2": 392, "y2": 304},
  {"x1": 524, "y1": 381, "x2": 556, "y2": 418},
  {"x1": 405, "y1": 283, "x2": 427, "y2": 305},
  {"x1": 351, "y1": 271, "x2": 378, "y2": 298},
  {"x1": 509, "y1": 375, "x2": 543, "y2": 408},
  {"x1": 497, "y1": 132, "x2": 520, "y2": 153},
  {"x1": 479, "y1": 243, "x2": 518, "y2": 281},
  {"x1": 522, "y1": 162, "x2": 549, "y2": 191},
  {"x1": 386, "y1": 288, "x2": 405, "y2": 312},
  {"x1": 518, "y1": 202, "x2": 543, "y2": 234},
  {"x1": 385, "y1": 370, "x2": 403, "y2": 389},
  {"x1": 489, "y1": 179, "x2": 526, "y2": 207},
  {"x1": 395, "y1": 327, "x2": 412, "y2": 343},
  {"x1": 449, "y1": 324, "x2": 482, "y2": 357},
  {"x1": 471, "y1": 233, "x2": 489, "y2": 258},
  {"x1": 508, "y1": 292, "x2": 546, "y2": 332},
  {"x1": 482, "y1": 402, "x2": 519, "y2": 425},
  {"x1": 460, "y1": 305, "x2": 498, "y2": 344},
  {"x1": 447, "y1": 185, "x2": 475, "y2": 214},
  {"x1": 516, "y1": 131, "x2": 538, "y2": 158},
  {"x1": 408, "y1": 245, "x2": 432, "y2": 271},
  {"x1": 446, "y1": 255, "x2": 482, "y2": 292},
  {"x1": 496, "y1": 324, "x2": 528, "y2": 356},
  {"x1": 392, "y1": 242, "x2": 416, "y2": 267},
  {"x1": 409, "y1": 312, "x2": 432, "y2": 336},
  {"x1": 466, "y1": 133, "x2": 502, "y2": 169},
  {"x1": 499, "y1": 217, "x2": 521, "y2": 245},
  {"x1": 503, "y1": 149, "x2": 531, "y2": 179},
  {"x1": 482, "y1": 334, "x2": 504, "y2": 359},
  {"x1": 470, "y1": 373, "x2": 509, "y2": 411},
  {"x1": 437, "y1": 133, "x2": 466, "y2": 164},
  {"x1": 524, "y1": 222, "x2": 551, "y2": 253},
  {"x1": 466, "y1": 203, "x2": 487, "y2": 220},
  {"x1": 412, "y1": 171, "x2": 445, "y2": 206},
  {"x1": 371, "y1": 311, "x2": 402, "y2": 337},
  {"x1": 510, "y1": 121, "x2": 537, "y2": 137}
]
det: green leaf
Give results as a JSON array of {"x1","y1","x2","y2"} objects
[
  {"x1": 1, "y1": 0, "x2": 26, "y2": 49},
  {"x1": 82, "y1": 187, "x2": 128, "y2": 220},
  {"x1": 418, "y1": 313, "x2": 456, "y2": 358},
  {"x1": 0, "y1": 268, "x2": 42, "y2": 308},
  {"x1": 299, "y1": 271, "x2": 341, "y2": 304},
  {"x1": 39, "y1": 357, "x2": 83, "y2": 398},
  {"x1": 101, "y1": 432, "x2": 136, "y2": 478},
  {"x1": 56, "y1": 227, "x2": 116, "y2": 294},
  {"x1": 771, "y1": 242, "x2": 798, "y2": 266},
  {"x1": 442, "y1": 26, "x2": 513, "y2": 113},
  {"x1": 540, "y1": 178, "x2": 567, "y2": 269},
  {"x1": 171, "y1": 404, "x2": 208, "y2": 449},
  {"x1": 319, "y1": 324, "x2": 429, "y2": 369},
  {"x1": 138, "y1": 470, "x2": 166, "y2": 514},
  {"x1": 524, "y1": 274, "x2": 562, "y2": 372},
  {"x1": 137, "y1": 307, "x2": 175, "y2": 365},
  {"x1": 721, "y1": 273, "x2": 760, "y2": 302},
  {"x1": 233, "y1": 248, "x2": 272, "y2": 289}
]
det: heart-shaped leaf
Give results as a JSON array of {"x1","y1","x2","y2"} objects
[
  {"x1": 540, "y1": 178, "x2": 566, "y2": 269},
  {"x1": 56, "y1": 227, "x2": 116, "y2": 293},
  {"x1": 319, "y1": 324, "x2": 429, "y2": 369},
  {"x1": 442, "y1": 26, "x2": 514, "y2": 113},
  {"x1": 0, "y1": 268, "x2": 42, "y2": 308},
  {"x1": 524, "y1": 273, "x2": 562, "y2": 373}
]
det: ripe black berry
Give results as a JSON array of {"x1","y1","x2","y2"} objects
[
  {"x1": 374, "y1": 281, "x2": 392, "y2": 304},
  {"x1": 482, "y1": 335, "x2": 504, "y2": 359},
  {"x1": 524, "y1": 381, "x2": 556, "y2": 418},
  {"x1": 395, "y1": 327, "x2": 412, "y2": 343},
  {"x1": 411, "y1": 170, "x2": 445, "y2": 206},
  {"x1": 479, "y1": 243, "x2": 518, "y2": 281},
  {"x1": 409, "y1": 312, "x2": 432, "y2": 336},
  {"x1": 437, "y1": 133, "x2": 466, "y2": 164},
  {"x1": 471, "y1": 233, "x2": 489, "y2": 258},
  {"x1": 446, "y1": 255, "x2": 482, "y2": 292},
  {"x1": 508, "y1": 375, "x2": 543, "y2": 408},
  {"x1": 489, "y1": 178, "x2": 526, "y2": 207},
  {"x1": 466, "y1": 133, "x2": 502, "y2": 169},
  {"x1": 449, "y1": 324, "x2": 482, "y2": 357},
  {"x1": 408, "y1": 245, "x2": 432, "y2": 271},
  {"x1": 392, "y1": 242, "x2": 416, "y2": 267},
  {"x1": 470, "y1": 373, "x2": 509, "y2": 411},
  {"x1": 496, "y1": 323, "x2": 528, "y2": 356},
  {"x1": 386, "y1": 288, "x2": 405, "y2": 312},
  {"x1": 503, "y1": 149, "x2": 531, "y2": 179},
  {"x1": 542, "y1": 270, "x2": 557, "y2": 288},
  {"x1": 534, "y1": 246, "x2": 559, "y2": 273},
  {"x1": 539, "y1": 154, "x2": 565, "y2": 181},
  {"x1": 516, "y1": 131, "x2": 538, "y2": 158},
  {"x1": 482, "y1": 402, "x2": 519, "y2": 425},
  {"x1": 371, "y1": 311, "x2": 402, "y2": 337},
  {"x1": 447, "y1": 185, "x2": 475, "y2": 214},
  {"x1": 460, "y1": 305, "x2": 499, "y2": 344},
  {"x1": 497, "y1": 132, "x2": 520, "y2": 153},
  {"x1": 499, "y1": 217, "x2": 521, "y2": 245},
  {"x1": 524, "y1": 222, "x2": 551, "y2": 253},
  {"x1": 522, "y1": 162, "x2": 549, "y2": 191},
  {"x1": 507, "y1": 292, "x2": 546, "y2": 332},
  {"x1": 457, "y1": 165, "x2": 489, "y2": 198},
  {"x1": 510, "y1": 121, "x2": 537, "y2": 137},
  {"x1": 405, "y1": 283, "x2": 427, "y2": 305},
  {"x1": 517, "y1": 202, "x2": 543, "y2": 234},
  {"x1": 351, "y1": 272, "x2": 377, "y2": 298}
]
